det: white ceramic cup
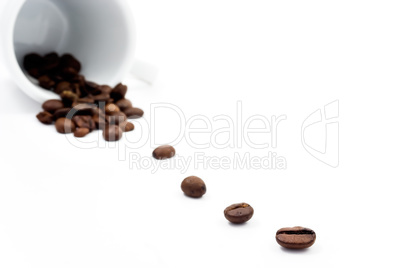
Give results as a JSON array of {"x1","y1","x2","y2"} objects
[{"x1": 1, "y1": 0, "x2": 157, "y2": 103}]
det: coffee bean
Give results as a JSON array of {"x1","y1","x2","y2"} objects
[
  {"x1": 93, "y1": 112, "x2": 107, "y2": 130},
  {"x1": 52, "y1": 108, "x2": 72, "y2": 120},
  {"x1": 99, "y1": 85, "x2": 112, "y2": 94},
  {"x1": 55, "y1": 81, "x2": 72, "y2": 95},
  {"x1": 224, "y1": 203, "x2": 254, "y2": 224},
  {"x1": 73, "y1": 115, "x2": 95, "y2": 130},
  {"x1": 152, "y1": 145, "x2": 175, "y2": 160},
  {"x1": 106, "y1": 111, "x2": 127, "y2": 125},
  {"x1": 42, "y1": 52, "x2": 60, "y2": 72},
  {"x1": 71, "y1": 103, "x2": 94, "y2": 115},
  {"x1": 116, "y1": 99, "x2": 132, "y2": 110},
  {"x1": 103, "y1": 125, "x2": 123, "y2": 141},
  {"x1": 55, "y1": 118, "x2": 76, "y2": 134},
  {"x1": 61, "y1": 67, "x2": 78, "y2": 80},
  {"x1": 77, "y1": 97, "x2": 95, "y2": 104},
  {"x1": 110, "y1": 83, "x2": 127, "y2": 101},
  {"x1": 60, "y1": 91, "x2": 79, "y2": 107},
  {"x1": 36, "y1": 111, "x2": 53, "y2": 125},
  {"x1": 181, "y1": 176, "x2": 206, "y2": 198},
  {"x1": 105, "y1": 103, "x2": 120, "y2": 114},
  {"x1": 60, "y1": 54, "x2": 81, "y2": 72},
  {"x1": 92, "y1": 93, "x2": 110, "y2": 103},
  {"x1": 23, "y1": 53, "x2": 44, "y2": 71},
  {"x1": 85, "y1": 81, "x2": 101, "y2": 95},
  {"x1": 38, "y1": 75, "x2": 55, "y2": 89},
  {"x1": 120, "y1": 121, "x2": 135, "y2": 132},
  {"x1": 74, "y1": 128, "x2": 90, "y2": 138},
  {"x1": 42, "y1": 99, "x2": 64, "y2": 113},
  {"x1": 124, "y1": 107, "x2": 143, "y2": 119},
  {"x1": 275, "y1": 227, "x2": 316, "y2": 249}
]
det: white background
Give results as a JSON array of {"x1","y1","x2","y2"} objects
[{"x1": 1, "y1": 0, "x2": 402, "y2": 267}]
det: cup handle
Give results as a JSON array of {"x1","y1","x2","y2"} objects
[{"x1": 130, "y1": 59, "x2": 158, "y2": 84}]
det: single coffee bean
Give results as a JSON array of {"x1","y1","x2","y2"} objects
[
  {"x1": 106, "y1": 111, "x2": 127, "y2": 125},
  {"x1": 42, "y1": 99, "x2": 64, "y2": 113},
  {"x1": 275, "y1": 227, "x2": 316, "y2": 249},
  {"x1": 23, "y1": 53, "x2": 44, "y2": 71},
  {"x1": 124, "y1": 107, "x2": 144, "y2": 119},
  {"x1": 77, "y1": 97, "x2": 95, "y2": 104},
  {"x1": 93, "y1": 112, "x2": 107, "y2": 130},
  {"x1": 73, "y1": 115, "x2": 95, "y2": 130},
  {"x1": 181, "y1": 176, "x2": 206, "y2": 198},
  {"x1": 116, "y1": 99, "x2": 132, "y2": 110},
  {"x1": 55, "y1": 81, "x2": 72, "y2": 95},
  {"x1": 92, "y1": 93, "x2": 110, "y2": 103},
  {"x1": 61, "y1": 67, "x2": 78, "y2": 80},
  {"x1": 38, "y1": 75, "x2": 55, "y2": 89},
  {"x1": 52, "y1": 108, "x2": 72, "y2": 120},
  {"x1": 224, "y1": 203, "x2": 254, "y2": 224},
  {"x1": 71, "y1": 103, "x2": 94, "y2": 115},
  {"x1": 36, "y1": 111, "x2": 53, "y2": 125},
  {"x1": 120, "y1": 121, "x2": 135, "y2": 132},
  {"x1": 99, "y1": 85, "x2": 112, "y2": 94},
  {"x1": 152, "y1": 145, "x2": 176, "y2": 160},
  {"x1": 85, "y1": 81, "x2": 101, "y2": 95},
  {"x1": 74, "y1": 128, "x2": 90, "y2": 138},
  {"x1": 60, "y1": 91, "x2": 79, "y2": 107},
  {"x1": 42, "y1": 52, "x2": 60, "y2": 72},
  {"x1": 55, "y1": 118, "x2": 76, "y2": 134},
  {"x1": 60, "y1": 54, "x2": 81, "y2": 72},
  {"x1": 105, "y1": 103, "x2": 120, "y2": 114},
  {"x1": 103, "y1": 125, "x2": 123, "y2": 141},
  {"x1": 110, "y1": 83, "x2": 127, "y2": 101}
]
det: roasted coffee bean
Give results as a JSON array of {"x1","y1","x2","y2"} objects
[
  {"x1": 120, "y1": 121, "x2": 135, "y2": 132},
  {"x1": 124, "y1": 107, "x2": 143, "y2": 119},
  {"x1": 110, "y1": 83, "x2": 127, "y2": 101},
  {"x1": 99, "y1": 85, "x2": 112, "y2": 94},
  {"x1": 106, "y1": 111, "x2": 127, "y2": 125},
  {"x1": 23, "y1": 53, "x2": 44, "y2": 72},
  {"x1": 60, "y1": 91, "x2": 79, "y2": 107},
  {"x1": 38, "y1": 75, "x2": 55, "y2": 89},
  {"x1": 74, "y1": 128, "x2": 90, "y2": 138},
  {"x1": 55, "y1": 81, "x2": 72, "y2": 95},
  {"x1": 85, "y1": 81, "x2": 101, "y2": 95},
  {"x1": 42, "y1": 99, "x2": 64, "y2": 113},
  {"x1": 103, "y1": 125, "x2": 123, "y2": 141},
  {"x1": 93, "y1": 112, "x2": 107, "y2": 130},
  {"x1": 181, "y1": 176, "x2": 206, "y2": 198},
  {"x1": 73, "y1": 115, "x2": 95, "y2": 130},
  {"x1": 60, "y1": 67, "x2": 78, "y2": 80},
  {"x1": 60, "y1": 54, "x2": 81, "y2": 72},
  {"x1": 92, "y1": 93, "x2": 110, "y2": 103},
  {"x1": 77, "y1": 97, "x2": 95, "y2": 104},
  {"x1": 27, "y1": 68, "x2": 42, "y2": 78},
  {"x1": 152, "y1": 145, "x2": 176, "y2": 160},
  {"x1": 71, "y1": 103, "x2": 94, "y2": 115},
  {"x1": 36, "y1": 111, "x2": 53, "y2": 125},
  {"x1": 52, "y1": 108, "x2": 72, "y2": 120},
  {"x1": 224, "y1": 203, "x2": 254, "y2": 224},
  {"x1": 105, "y1": 103, "x2": 120, "y2": 114},
  {"x1": 55, "y1": 118, "x2": 76, "y2": 134},
  {"x1": 275, "y1": 227, "x2": 316, "y2": 249},
  {"x1": 42, "y1": 52, "x2": 60, "y2": 72},
  {"x1": 116, "y1": 99, "x2": 132, "y2": 110}
]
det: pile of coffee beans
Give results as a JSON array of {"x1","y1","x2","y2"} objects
[{"x1": 26, "y1": 52, "x2": 143, "y2": 141}]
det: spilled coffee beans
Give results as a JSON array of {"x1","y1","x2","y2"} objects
[{"x1": 27, "y1": 52, "x2": 143, "y2": 142}]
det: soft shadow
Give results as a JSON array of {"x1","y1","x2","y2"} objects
[
  {"x1": 280, "y1": 247, "x2": 310, "y2": 254},
  {"x1": 228, "y1": 222, "x2": 248, "y2": 227},
  {"x1": 0, "y1": 78, "x2": 40, "y2": 114},
  {"x1": 182, "y1": 193, "x2": 204, "y2": 200}
]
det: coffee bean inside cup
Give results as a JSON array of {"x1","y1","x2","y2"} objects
[
  {"x1": 181, "y1": 176, "x2": 206, "y2": 198},
  {"x1": 224, "y1": 203, "x2": 254, "y2": 224},
  {"x1": 152, "y1": 145, "x2": 176, "y2": 160},
  {"x1": 275, "y1": 226, "x2": 316, "y2": 249},
  {"x1": 27, "y1": 52, "x2": 143, "y2": 142}
]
